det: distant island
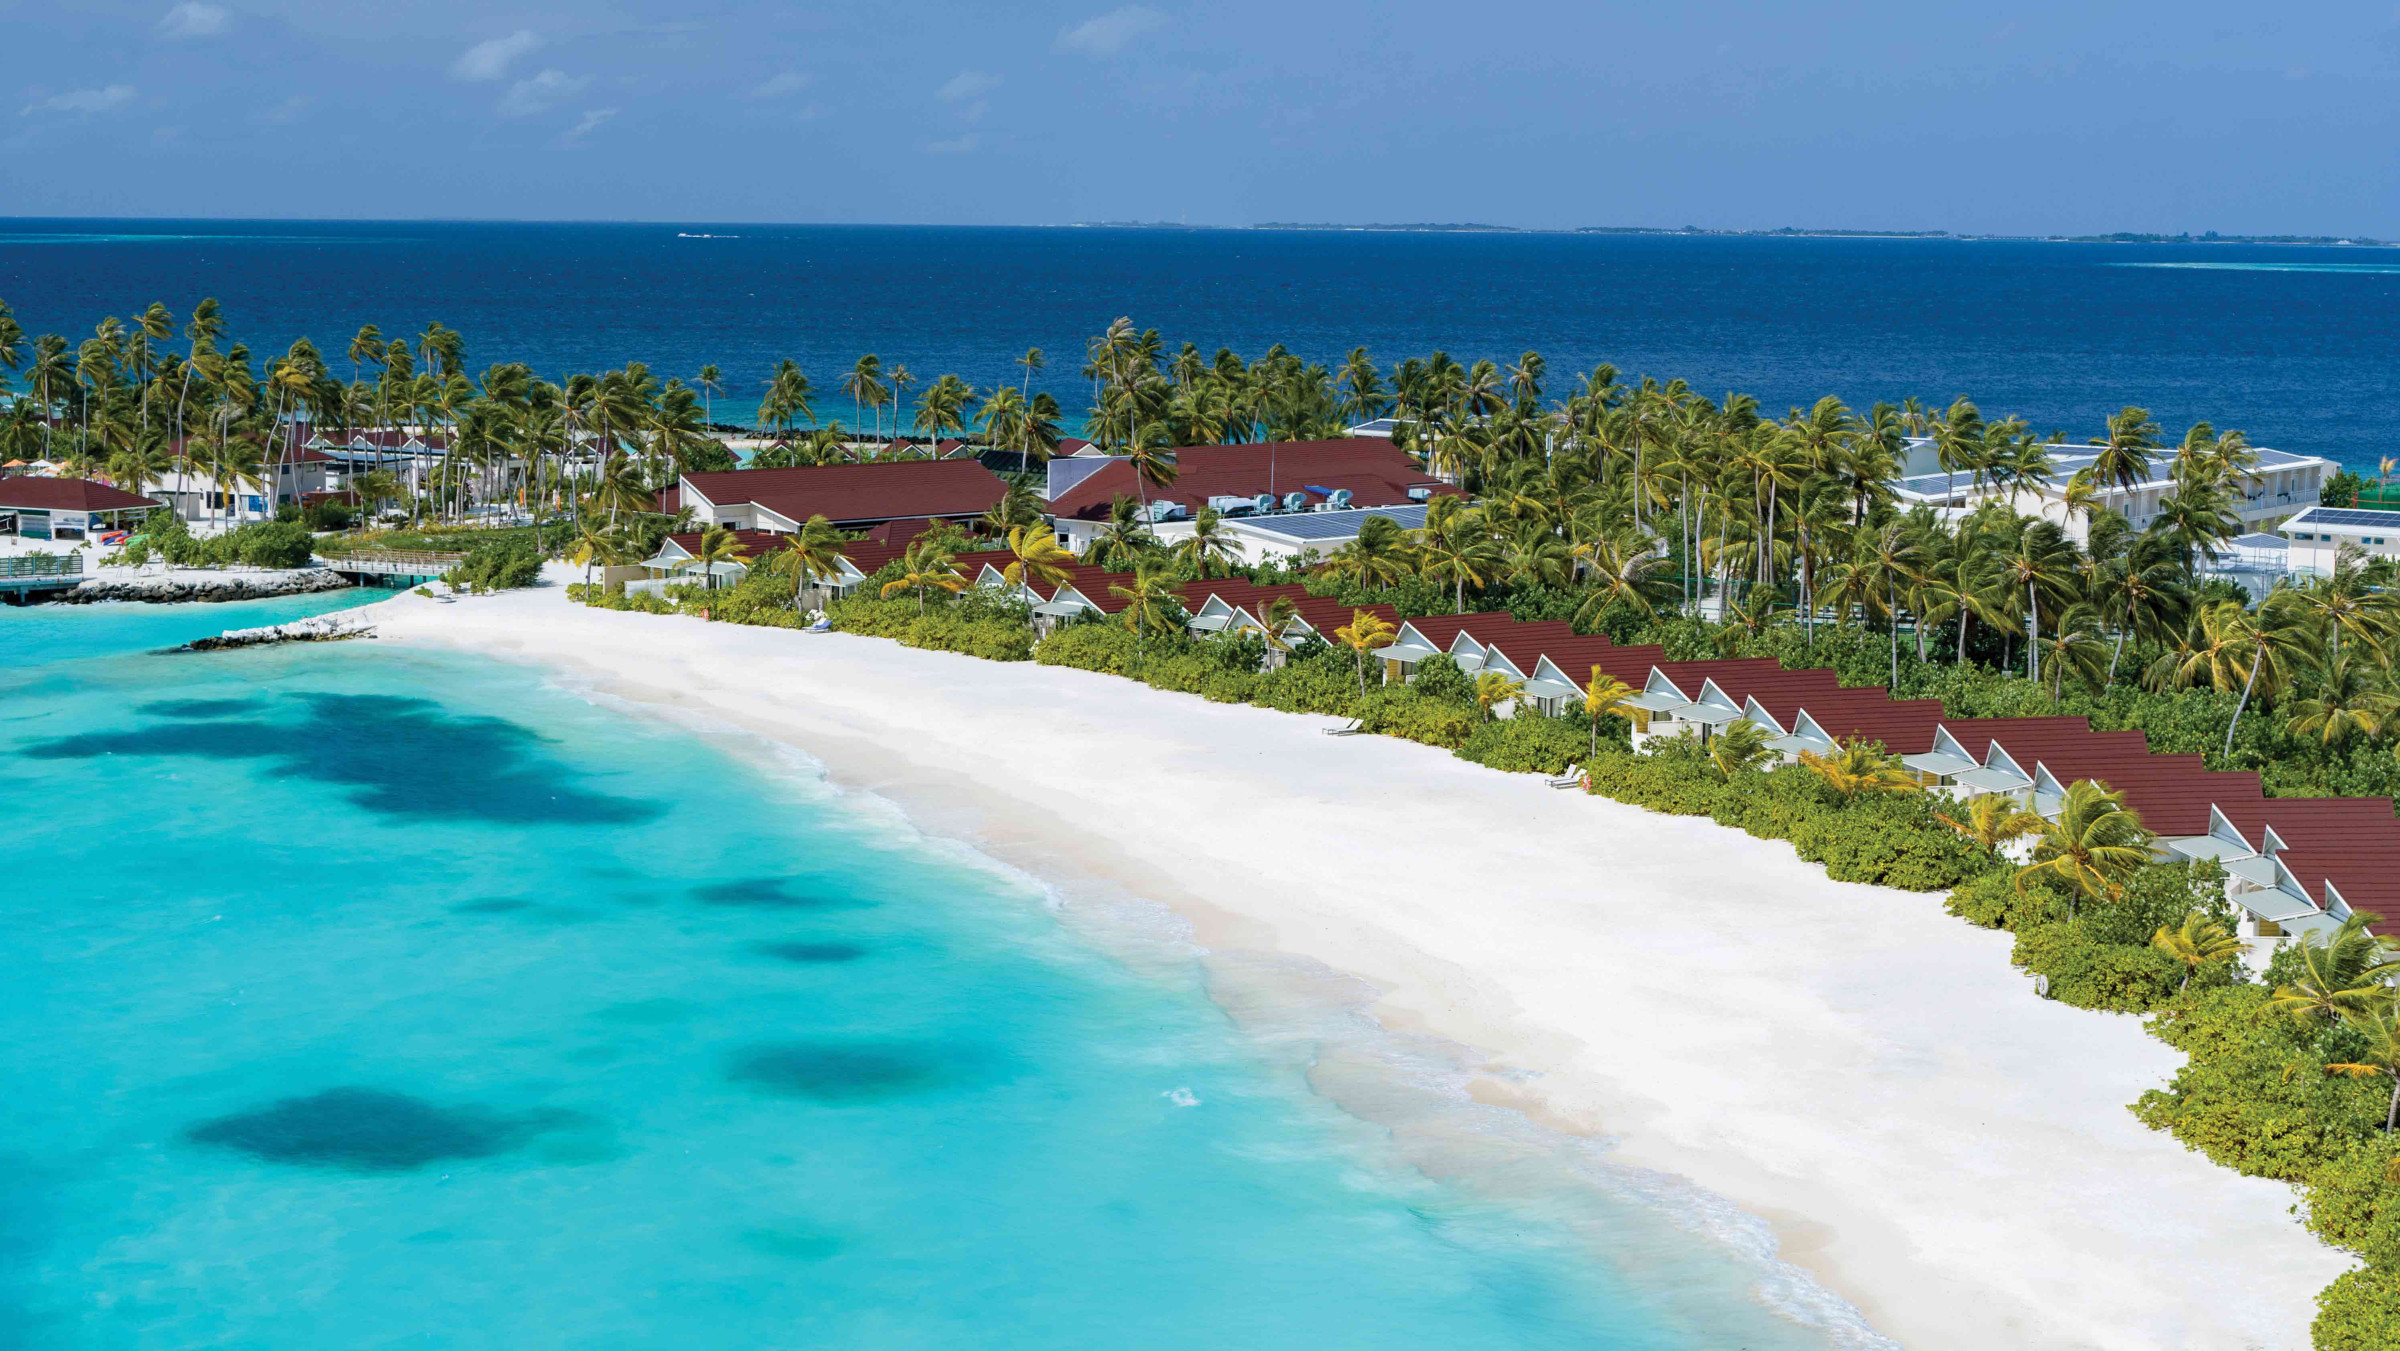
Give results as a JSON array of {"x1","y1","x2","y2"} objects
[{"x1": 1221, "y1": 221, "x2": 2393, "y2": 245}]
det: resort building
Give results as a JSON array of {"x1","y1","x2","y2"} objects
[
  {"x1": 2279, "y1": 505, "x2": 2400, "y2": 574},
  {"x1": 666, "y1": 460, "x2": 1010, "y2": 535},
  {"x1": 1214, "y1": 596, "x2": 2397, "y2": 942},
  {"x1": 1888, "y1": 438, "x2": 2334, "y2": 543},
  {"x1": 0, "y1": 477, "x2": 162, "y2": 540},
  {"x1": 1044, "y1": 440, "x2": 1449, "y2": 553}
]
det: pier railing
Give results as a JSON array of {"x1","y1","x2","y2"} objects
[
  {"x1": 323, "y1": 550, "x2": 468, "y2": 576},
  {"x1": 0, "y1": 553, "x2": 81, "y2": 579}
]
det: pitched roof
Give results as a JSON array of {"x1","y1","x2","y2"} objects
[
  {"x1": 0, "y1": 477, "x2": 163, "y2": 511},
  {"x1": 1047, "y1": 440, "x2": 1442, "y2": 521},
  {"x1": 679, "y1": 460, "x2": 1008, "y2": 527}
]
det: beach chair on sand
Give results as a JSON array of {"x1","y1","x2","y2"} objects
[
  {"x1": 1547, "y1": 764, "x2": 1584, "y2": 789},
  {"x1": 1321, "y1": 721, "x2": 1364, "y2": 736}
]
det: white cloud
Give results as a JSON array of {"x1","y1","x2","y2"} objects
[
  {"x1": 926, "y1": 133, "x2": 980, "y2": 154},
  {"x1": 21, "y1": 85, "x2": 137, "y2": 116},
  {"x1": 746, "y1": 71, "x2": 811, "y2": 100},
  {"x1": 936, "y1": 70, "x2": 1001, "y2": 102},
  {"x1": 1056, "y1": 6, "x2": 1164, "y2": 57},
  {"x1": 158, "y1": 3, "x2": 229, "y2": 38},
  {"x1": 452, "y1": 30, "x2": 541, "y2": 82},
  {"x1": 567, "y1": 108, "x2": 616, "y2": 140},
  {"x1": 498, "y1": 69, "x2": 587, "y2": 116}
]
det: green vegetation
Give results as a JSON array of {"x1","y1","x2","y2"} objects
[{"x1": 121, "y1": 511, "x2": 315, "y2": 569}]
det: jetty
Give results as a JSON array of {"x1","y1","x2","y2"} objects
[{"x1": 0, "y1": 552, "x2": 84, "y2": 603}]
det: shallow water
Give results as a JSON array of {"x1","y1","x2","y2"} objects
[{"x1": 0, "y1": 610, "x2": 1865, "y2": 1350}]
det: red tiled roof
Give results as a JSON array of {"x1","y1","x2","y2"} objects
[
  {"x1": 0, "y1": 477, "x2": 163, "y2": 512},
  {"x1": 1047, "y1": 440, "x2": 1441, "y2": 521},
  {"x1": 680, "y1": 460, "x2": 1008, "y2": 527}
]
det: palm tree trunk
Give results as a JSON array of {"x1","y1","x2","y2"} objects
[
  {"x1": 2224, "y1": 642, "x2": 2263, "y2": 760},
  {"x1": 2025, "y1": 581, "x2": 2040, "y2": 682}
]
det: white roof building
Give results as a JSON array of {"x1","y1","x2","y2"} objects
[
  {"x1": 2280, "y1": 505, "x2": 2400, "y2": 575},
  {"x1": 1888, "y1": 437, "x2": 2333, "y2": 543}
]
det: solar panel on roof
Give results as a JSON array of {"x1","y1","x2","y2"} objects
[
  {"x1": 2296, "y1": 507, "x2": 2400, "y2": 529},
  {"x1": 1243, "y1": 505, "x2": 1430, "y2": 541}
]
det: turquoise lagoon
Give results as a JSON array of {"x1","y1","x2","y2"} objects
[{"x1": 1, "y1": 602, "x2": 1869, "y2": 1350}]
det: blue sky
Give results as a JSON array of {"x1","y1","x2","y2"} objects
[{"x1": 5, "y1": 1, "x2": 2398, "y2": 234}]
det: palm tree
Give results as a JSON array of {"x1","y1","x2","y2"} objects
[
  {"x1": 569, "y1": 518, "x2": 629, "y2": 595},
  {"x1": 1472, "y1": 670, "x2": 1525, "y2": 723},
  {"x1": 844, "y1": 355, "x2": 886, "y2": 439},
  {"x1": 1579, "y1": 669, "x2": 1638, "y2": 763},
  {"x1": 2269, "y1": 915, "x2": 2400, "y2": 1028},
  {"x1": 2089, "y1": 406, "x2": 2161, "y2": 497},
  {"x1": 1123, "y1": 423, "x2": 1179, "y2": 520},
  {"x1": 1991, "y1": 519, "x2": 2081, "y2": 683},
  {"x1": 1002, "y1": 521, "x2": 1076, "y2": 592},
  {"x1": 2036, "y1": 601, "x2": 2110, "y2": 696},
  {"x1": 1710, "y1": 719, "x2": 1774, "y2": 778},
  {"x1": 880, "y1": 537, "x2": 965, "y2": 613},
  {"x1": 1108, "y1": 563, "x2": 1183, "y2": 648},
  {"x1": 1798, "y1": 740, "x2": 1920, "y2": 799},
  {"x1": 1016, "y1": 347, "x2": 1044, "y2": 398},
  {"x1": 2015, "y1": 780, "x2": 2153, "y2": 918},
  {"x1": 1334, "y1": 609, "x2": 1397, "y2": 699},
  {"x1": 2289, "y1": 653, "x2": 2398, "y2": 745},
  {"x1": 1172, "y1": 505, "x2": 1240, "y2": 577},
  {"x1": 2152, "y1": 914, "x2": 2242, "y2": 993},
  {"x1": 1414, "y1": 497, "x2": 1502, "y2": 614},
  {"x1": 1323, "y1": 514, "x2": 1417, "y2": 588},
  {"x1": 108, "y1": 433, "x2": 173, "y2": 503},
  {"x1": 1936, "y1": 793, "x2": 2046, "y2": 854},
  {"x1": 1571, "y1": 531, "x2": 1675, "y2": 625},
  {"x1": 762, "y1": 514, "x2": 850, "y2": 609},
  {"x1": 686, "y1": 524, "x2": 752, "y2": 590},
  {"x1": 695, "y1": 364, "x2": 722, "y2": 426}
]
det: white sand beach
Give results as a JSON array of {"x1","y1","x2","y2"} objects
[{"x1": 365, "y1": 577, "x2": 2348, "y2": 1351}]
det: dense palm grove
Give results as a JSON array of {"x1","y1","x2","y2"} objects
[{"x1": 16, "y1": 300, "x2": 2400, "y2": 1345}]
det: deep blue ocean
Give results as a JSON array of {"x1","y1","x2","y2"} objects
[
  {"x1": 0, "y1": 597, "x2": 1875, "y2": 1351},
  {"x1": 2, "y1": 219, "x2": 2396, "y2": 468}
]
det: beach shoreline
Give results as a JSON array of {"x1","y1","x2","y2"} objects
[{"x1": 360, "y1": 577, "x2": 2348, "y2": 1351}]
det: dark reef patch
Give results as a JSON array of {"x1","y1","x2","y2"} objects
[
  {"x1": 23, "y1": 693, "x2": 659, "y2": 826},
  {"x1": 184, "y1": 1087, "x2": 573, "y2": 1173},
  {"x1": 725, "y1": 1042, "x2": 945, "y2": 1102},
  {"x1": 751, "y1": 940, "x2": 870, "y2": 965},
  {"x1": 138, "y1": 698, "x2": 260, "y2": 718},
  {"x1": 689, "y1": 878, "x2": 853, "y2": 910}
]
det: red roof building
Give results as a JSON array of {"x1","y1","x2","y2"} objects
[
  {"x1": 677, "y1": 460, "x2": 1009, "y2": 533},
  {"x1": 1046, "y1": 440, "x2": 1444, "y2": 524}
]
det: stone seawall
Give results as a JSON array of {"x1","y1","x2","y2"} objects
[{"x1": 57, "y1": 568, "x2": 353, "y2": 604}]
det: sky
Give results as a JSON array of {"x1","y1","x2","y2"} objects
[{"x1": 3, "y1": 1, "x2": 2399, "y2": 236}]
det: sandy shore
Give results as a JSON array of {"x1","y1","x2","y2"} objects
[{"x1": 361, "y1": 577, "x2": 2347, "y2": 1350}]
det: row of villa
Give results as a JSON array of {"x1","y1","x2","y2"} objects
[{"x1": 638, "y1": 462, "x2": 2400, "y2": 944}]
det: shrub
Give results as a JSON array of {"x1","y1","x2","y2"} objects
[
  {"x1": 1946, "y1": 868, "x2": 2069, "y2": 930},
  {"x1": 2314, "y1": 1268, "x2": 2400, "y2": 1351},
  {"x1": 1411, "y1": 653, "x2": 1474, "y2": 704},
  {"x1": 2010, "y1": 922, "x2": 2183, "y2": 1012},
  {"x1": 1354, "y1": 686, "x2": 1476, "y2": 749},
  {"x1": 1583, "y1": 743, "x2": 1729, "y2": 816},
  {"x1": 2303, "y1": 1139, "x2": 2400, "y2": 1270},
  {"x1": 1250, "y1": 648, "x2": 1362, "y2": 717},
  {"x1": 831, "y1": 594, "x2": 1035, "y2": 661},
  {"x1": 1456, "y1": 713, "x2": 1589, "y2": 775},
  {"x1": 445, "y1": 538, "x2": 543, "y2": 592},
  {"x1": 1034, "y1": 621, "x2": 1143, "y2": 676},
  {"x1": 2132, "y1": 986, "x2": 2392, "y2": 1181}
]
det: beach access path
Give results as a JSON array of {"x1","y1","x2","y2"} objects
[{"x1": 367, "y1": 576, "x2": 2348, "y2": 1351}]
